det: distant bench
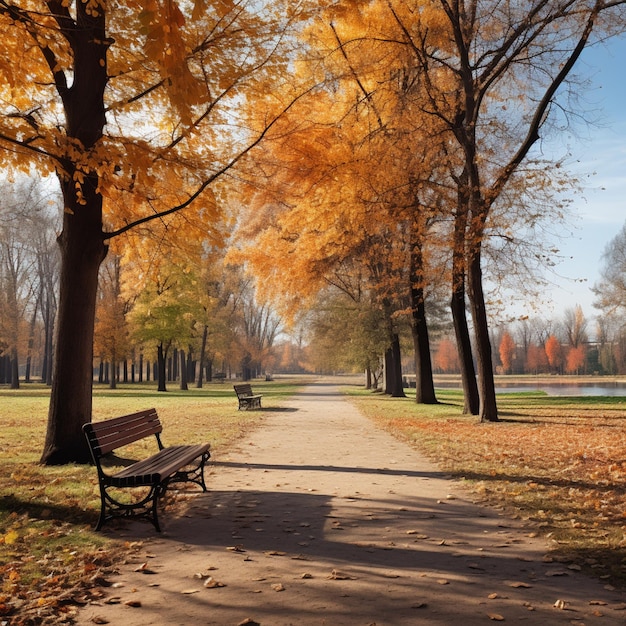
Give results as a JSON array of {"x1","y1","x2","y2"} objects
[
  {"x1": 83, "y1": 408, "x2": 211, "y2": 532},
  {"x1": 233, "y1": 383, "x2": 262, "y2": 410},
  {"x1": 213, "y1": 372, "x2": 226, "y2": 383}
]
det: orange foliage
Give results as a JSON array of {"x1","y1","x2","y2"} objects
[
  {"x1": 498, "y1": 332, "x2": 515, "y2": 373},
  {"x1": 434, "y1": 339, "x2": 459, "y2": 373},
  {"x1": 565, "y1": 345, "x2": 586, "y2": 374},
  {"x1": 526, "y1": 342, "x2": 549, "y2": 374},
  {"x1": 545, "y1": 335, "x2": 562, "y2": 371}
]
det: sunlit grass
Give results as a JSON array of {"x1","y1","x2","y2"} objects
[
  {"x1": 346, "y1": 386, "x2": 626, "y2": 587},
  {"x1": 0, "y1": 378, "x2": 301, "y2": 622}
]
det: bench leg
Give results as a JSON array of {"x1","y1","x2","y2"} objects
[
  {"x1": 97, "y1": 482, "x2": 163, "y2": 532},
  {"x1": 168, "y1": 451, "x2": 211, "y2": 492}
]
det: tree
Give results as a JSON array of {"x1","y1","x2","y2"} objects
[
  {"x1": 545, "y1": 335, "x2": 563, "y2": 373},
  {"x1": 0, "y1": 0, "x2": 308, "y2": 463},
  {"x1": 400, "y1": 0, "x2": 626, "y2": 421},
  {"x1": 526, "y1": 342, "x2": 549, "y2": 374},
  {"x1": 593, "y1": 221, "x2": 626, "y2": 315},
  {"x1": 434, "y1": 338, "x2": 460, "y2": 374},
  {"x1": 562, "y1": 305, "x2": 588, "y2": 348},
  {"x1": 498, "y1": 332, "x2": 516, "y2": 375},
  {"x1": 565, "y1": 345, "x2": 586, "y2": 374}
]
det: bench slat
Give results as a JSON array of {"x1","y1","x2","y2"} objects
[
  {"x1": 86, "y1": 409, "x2": 162, "y2": 456},
  {"x1": 112, "y1": 444, "x2": 210, "y2": 486}
]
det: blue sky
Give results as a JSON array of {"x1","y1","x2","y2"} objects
[{"x1": 526, "y1": 34, "x2": 626, "y2": 321}]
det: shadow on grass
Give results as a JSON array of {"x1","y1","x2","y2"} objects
[
  {"x1": 0, "y1": 493, "x2": 96, "y2": 526},
  {"x1": 448, "y1": 467, "x2": 626, "y2": 496}
]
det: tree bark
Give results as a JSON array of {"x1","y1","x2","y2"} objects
[
  {"x1": 409, "y1": 231, "x2": 437, "y2": 404},
  {"x1": 40, "y1": 190, "x2": 107, "y2": 463},
  {"x1": 180, "y1": 349, "x2": 188, "y2": 390},
  {"x1": 389, "y1": 333, "x2": 406, "y2": 398},
  {"x1": 157, "y1": 343, "x2": 167, "y2": 392},
  {"x1": 450, "y1": 287, "x2": 479, "y2": 415},
  {"x1": 467, "y1": 248, "x2": 498, "y2": 422},
  {"x1": 40, "y1": 3, "x2": 109, "y2": 464},
  {"x1": 197, "y1": 325, "x2": 208, "y2": 388}
]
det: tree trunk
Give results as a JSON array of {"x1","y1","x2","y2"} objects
[
  {"x1": 450, "y1": 287, "x2": 479, "y2": 415},
  {"x1": 409, "y1": 232, "x2": 437, "y2": 404},
  {"x1": 385, "y1": 333, "x2": 406, "y2": 398},
  {"x1": 196, "y1": 325, "x2": 208, "y2": 388},
  {"x1": 25, "y1": 305, "x2": 38, "y2": 383},
  {"x1": 40, "y1": 200, "x2": 107, "y2": 463},
  {"x1": 157, "y1": 343, "x2": 167, "y2": 392},
  {"x1": 109, "y1": 350, "x2": 117, "y2": 390},
  {"x1": 10, "y1": 347, "x2": 19, "y2": 390},
  {"x1": 40, "y1": 3, "x2": 109, "y2": 464},
  {"x1": 180, "y1": 350, "x2": 188, "y2": 390},
  {"x1": 467, "y1": 248, "x2": 498, "y2": 422}
]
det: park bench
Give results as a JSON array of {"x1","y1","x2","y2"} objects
[
  {"x1": 82, "y1": 408, "x2": 211, "y2": 532},
  {"x1": 213, "y1": 372, "x2": 226, "y2": 383},
  {"x1": 234, "y1": 383, "x2": 262, "y2": 410}
]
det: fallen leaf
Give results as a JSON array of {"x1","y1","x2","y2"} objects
[
  {"x1": 104, "y1": 597, "x2": 122, "y2": 605},
  {"x1": 487, "y1": 614, "x2": 504, "y2": 621},
  {"x1": 506, "y1": 581, "x2": 532, "y2": 588},
  {"x1": 204, "y1": 577, "x2": 226, "y2": 588},
  {"x1": 271, "y1": 583, "x2": 285, "y2": 592},
  {"x1": 327, "y1": 569, "x2": 356, "y2": 580},
  {"x1": 589, "y1": 600, "x2": 607, "y2": 606},
  {"x1": 124, "y1": 600, "x2": 142, "y2": 607},
  {"x1": 237, "y1": 619, "x2": 260, "y2": 626},
  {"x1": 91, "y1": 616, "x2": 109, "y2": 624},
  {"x1": 553, "y1": 599, "x2": 567, "y2": 610},
  {"x1": 488, "y1": 593, "x2": 499, "y2": 600},
  {"x1": 411, "y1": 602, "x2": 427, "y2": 609},
  {"x1": 227, "y1": 545, "x2": 246, "y2": 552},
  {"x1": 301, "y1": 573, "x2": 313, "y2": 579},
  {"x1": 437, "y1": 579, "x2": 450, "y2": 585}
]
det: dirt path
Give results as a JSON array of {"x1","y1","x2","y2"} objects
[{"x1": 77, "y1": 381, "x2": 626, "y2": 625}]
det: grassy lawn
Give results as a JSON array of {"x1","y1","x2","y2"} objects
[
  {"x1": 346, "y1": 386, "x2": 626, "y2": 588},
  {"x1": 0, "y1": 379, "x2": 300, "y2": 625}
]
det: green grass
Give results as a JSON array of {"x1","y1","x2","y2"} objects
[{"x1": 0, "y1": 378, "x2": 301, "y2": 623}]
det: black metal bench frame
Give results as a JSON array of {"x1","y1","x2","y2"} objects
[
  {"x1": 233, "y1": 383, "x2": 262, "y2": 410},
  {"x1": 83, "y1": 408, "x2": 211, "y2": 532}
]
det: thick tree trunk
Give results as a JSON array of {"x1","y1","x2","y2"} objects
[
  {"x1": 467, "y1": 249, "x2": 498, "y2": 422},
  {"x1": 450, "y1": 287, "x2": 479, "y2": 415},
  {"x1": 40, "y1": 3, "x2": 109, "y2": 464},
  {"x1": 40, "y1": 194, "x2": 107, "y2": 463}
]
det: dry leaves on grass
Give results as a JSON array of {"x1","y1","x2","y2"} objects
[
  {"x1": 0, "y1": 526, "x2": 136, "y2": 625},
  {"x1": 382, "y1": 401, "x2": 626, "y2": 586}
]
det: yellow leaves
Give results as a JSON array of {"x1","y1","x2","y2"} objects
[{"x1": 1, "y1": 530, "x2": 19, "y2": 546}]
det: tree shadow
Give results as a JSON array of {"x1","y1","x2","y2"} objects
[{"x1": 0, "y1": 493, "x2": 96, "y2": 526}]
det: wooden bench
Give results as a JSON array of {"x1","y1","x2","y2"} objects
[
  {"x1": 233, "y1": 383, "x2": 262, "y2": 410},
  {"x1": 82, "y1": 408, "x2": 211, "y2": 532},
  {"x1": 213, "y1": 372, "x2": 226, "y2": 383}
]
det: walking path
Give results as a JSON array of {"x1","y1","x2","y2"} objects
[{"x1": 77, "y1": 381, "x2": 626, "y2": 625}]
